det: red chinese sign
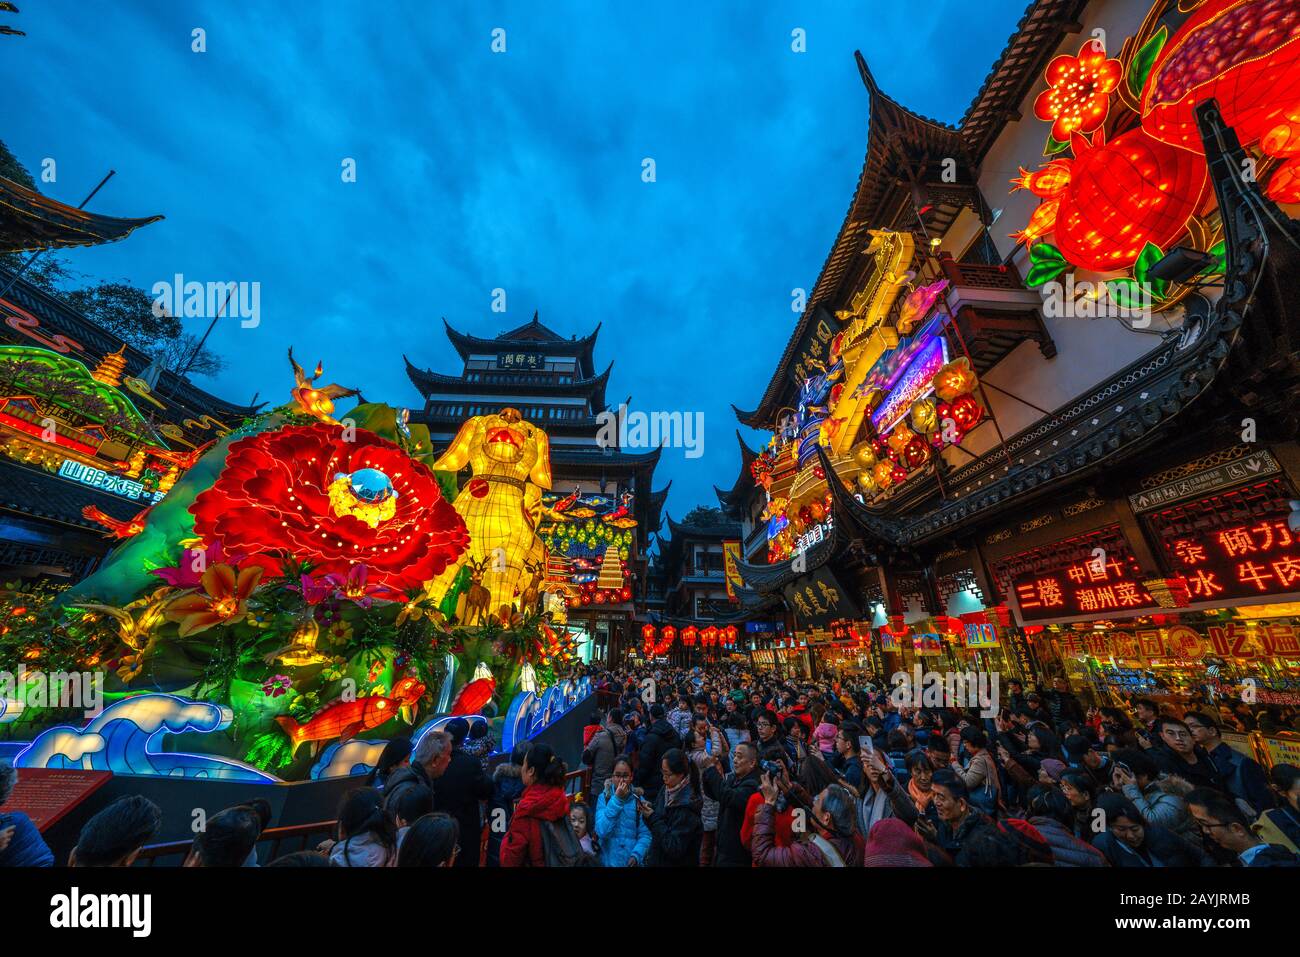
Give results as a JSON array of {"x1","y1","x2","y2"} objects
[
  {"x1": 1161, "y1": 518, "x2": 1300, "y2": 603},
  {"x1": 1056, "y1": 622, "x2": 1300, "y2": 661},
  {"x1": 1011, "y1": 552, "x2": 1158, "y2": 622}
]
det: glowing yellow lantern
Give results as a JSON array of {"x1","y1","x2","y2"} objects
[
  {"x1": 857, "y1": 470, "x2": 877, "y2": 493},
  {"x1": 887, "y1": 425, "x2": 915, "y2": 455},
  {"x1": 872, "y1": 461, "x2": 895, "y2": 489},
  {"x1": 909, "y1": 397, "x2": 939, "y2": 435},
  {"x1": 854, "y1": 444, "x2": 878, "y2": 470}
]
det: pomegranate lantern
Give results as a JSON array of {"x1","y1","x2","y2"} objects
[
  {"x1": 1141, "y1": 0, "x2": 1300, "y2": 156},
  {"x1": 1053, "y1": 127, "x2": 1208, "y2": 271}
]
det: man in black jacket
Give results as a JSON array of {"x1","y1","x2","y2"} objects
[
  {"x1": 635, "y1": 704, "x2": 681, "y2": 800},
  {"x1": 434, "y1": 719, "x2": 495, "y2": 867},
  {"x1": 384, "y1": 729, "x2": 452, "y2": 810},
  {"x1": 703, "y1": 741, "x2": 761, "y2": 866}
]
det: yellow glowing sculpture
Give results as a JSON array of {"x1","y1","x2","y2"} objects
[
  {"x1": 288, "y1": 348, "x2": 360, "y2": 425},
  {"x1": 932, "y1": 357, "x2": 979, "y2": 402},
  {"x1": 429, "y1": 407, "x2": 552, "y2": 617}
]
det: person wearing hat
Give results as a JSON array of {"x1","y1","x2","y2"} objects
[
  {"x1": 863, "y1": 817, "x2": 932, "y2": 867},
  {"x1": 1063, "y1": 734, "x2": 1111, "y2": 789},
  {"x1": 995, "y1": 817, "x2": 1056, "y2": 865},
  {"x1": 1037, "y1": 758, "x2": 1067, "y2": 786}
]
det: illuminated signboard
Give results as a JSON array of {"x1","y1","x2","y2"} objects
[
  {"x1": 1012, "y1": 552, "x2": 1159, "y2": 621},
  {"x1": 497, "y1": 352, "x2": 545, "y2": 370},
  {"x1": 58, "y1": 459, "x2": 164, "y2": 503},
  {"x1": 1161, "y1": 517, "x2": 1300, "y2": 604},
  {"x1": 870, "y1": 334, "x2": 948, "y2": 433},
  {"x1": 964, "y1": 623, "x2": 999, "y2": 648}
]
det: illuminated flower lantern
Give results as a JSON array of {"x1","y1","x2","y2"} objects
[
  {"x1": 854, "y1": 443, "x2": 878, "y2": 470},
  {"x1": 909, "y1": 397, "x2": 939, "y2": 435},
  {"x1": 190, "y1": 424, "x2": 468, "y2": 595},
  {"x1": 872, "y1": 461, "x2": 895, "y2": 490},
  {"x1": 903, "y1": 436, "x2": 930, "y2": 470},
  {"x1": 682, "y1": 625, "x2": 698, "y2": 647},
  {"x1": 857, "y1": 470, "x2": 877, "y2": 493},
  {"x1": 1141, "y1": 0, "x2": 1300, "y2": 156},
  {"x1": 949, "y1": 395, "x2": 984, "y2": 432},
  {"x1": 1052, "y1": 127, "x2": 1208, "y2": 271},
  {"x1": 887, "y1": 424, "x2": 916, "y2": 456},
  {"x1": 932, "y1": 358, "x2": 978, "y2": 403},
  {"x1": 1011, "y1": 160, "x2": 1073, "y2": 198},
  {"x1": 1034, "y1": 39, "x2": 1122, "y2": 142},
  {"x1": 427, "y1": 407, "x2": 552, "y2": 615}
]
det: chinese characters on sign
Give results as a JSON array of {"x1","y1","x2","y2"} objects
[
  {"x1": 58, "y1": 459, "x2": 164, "y2": 504},
  {"x1": 496, "y1": 352, "x2": 545, "y2": 371},
  {"x1": 1011, "y1": 551, "x2": 1158, "y2": 621},
  {"x1": 1162, "y1": 516, "x2": 1300, "y2": 603}
]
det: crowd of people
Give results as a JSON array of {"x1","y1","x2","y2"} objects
[{"x1": 3, "y1": 668, "x2": 1299, "y2": 868}]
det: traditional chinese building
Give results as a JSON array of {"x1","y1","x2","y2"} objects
[
  {"x1": 405, "y1": 312, "x2": 668, "y2": 662},
  {"x1": 728, "y1": 0, "x2": 1300, "y2": 733},
  {"x1": 0, "y1": 172, "x2": 262, "y2": 584}
]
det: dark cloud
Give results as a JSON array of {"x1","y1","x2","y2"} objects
[{"x1": 5, "y1": 0, "x2": 1026, "y2": 518}]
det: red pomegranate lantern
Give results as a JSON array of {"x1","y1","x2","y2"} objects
[
  {"x1": 1053, "y1": 127, "x2": 1208, "y2": 271},
  {"x1": 682, "y1": 625, "x2": 698, "y2": 647},
  {"x1": 1267, "y1": 157, "x2": 1300, "y2": 203},
  {"x1": 1141, "y1": 0, "x2": 1300, "y2": 156}
]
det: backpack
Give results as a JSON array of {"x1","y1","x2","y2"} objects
[{"x1": 539, "y1": 815, "x2": 596, "y2": 867}]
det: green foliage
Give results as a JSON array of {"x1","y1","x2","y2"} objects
[
  {"x1": 1025, "y1": 243, "x2": 1069, "y2": 287},
  {"x1": 245, "y1": 731, "x2": 294, "y2": 770},
  {"x1": 1127, "y1": 26, "x2": 1168, "y2": 100},
  {"x1": 1133, "y1": 242, "x2": 1168, "y2": 300},
  {"x1": 1043, "y1": 134, "x2": 1070, "y2": 157}
]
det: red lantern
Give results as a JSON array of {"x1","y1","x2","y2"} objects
[
  {"x1": 1267, "y1": 157, "x2": 1300, "y2": 204},
  {"x1": 1052, "y1": 127, "x2": 1208, "y2": 271},
  {"x1": 641, "y1": 623, "x2": 656, "y2": 644},
  {"x1": 723, "y1": 624, "x2": 738, "y2": 648},
  {"x1": 1142, "y1": 0, "x2": 1300, "y2": 156},
  {"x1": 949, "y1": 394, "x2": 982, "y2": 431},
  {"x1": 682, "y1": 625, "x2": 698, "y2": 647},
  {"x1": 702, "y1": 626, "x2": 718, "y2": 648},
  {"x1": 661, "y1": 624, "x2": 676, "y2": 646},
  {"x1": 903, "y1": 436, "x2": 930, "y2": 470}
]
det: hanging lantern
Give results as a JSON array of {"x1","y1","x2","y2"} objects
[
  {"x1": 723, "y1": 624, "x2": 737, "y2": 648},
  {"x1": 932, "y1": 358, "x2": 979, "y2": 402},
  {"x1": 909, "y1": 396, "x2": 939, "y2": 435},
  {"x1": 949, "y1": 394, "x2": 983, "y2": 431},
  {"x1": 872, "y1": 461, "x2": 895, "y2": 490},
  {"x1": 1052, "y1": 127, "x2": 1208, "y2": 272},
  {"x1": 903, "y1": 436, "x2": 930, "y2": 470},
  {"x1": 661, "y1": 624, "x2": 676, "y2": 647},
  {"x1": 1141, "y1": 0, "x2": 1300, "y2": 156},
  {"x1": 702, "y1": 626, "x2": 719, "y2": 648},
  {"x1": 641, "y1": 623, "x2": 656, "y2": 644},
  {"x1": 854, "y1": 443, "x2": 878, "y2": 470},
  {"x1": 887, "y1": 424, "x2": 915, "y2": 455},
  {"x1": 857, "y1": 470, "x2": 877, "y2": 493},
  {"x1": 682, "y1": 625, "x2": 698, "y2": 647}
]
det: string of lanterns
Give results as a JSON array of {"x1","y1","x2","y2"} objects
[{"x1": 641, "y1": 623, "x2": 739, "y2": 656}]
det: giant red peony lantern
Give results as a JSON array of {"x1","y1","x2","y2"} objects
[
  {"x1": 1141, "y1": 0, "x2": 1300, "y2": 156},
  {"x1": 1053, "y1": 128, "x2": 1208, "y2": 271},
  {"x1": 190, "y1": 424, "x2": 469, "y2": 596}
]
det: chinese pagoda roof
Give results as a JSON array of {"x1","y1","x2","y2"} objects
[
  {"x1": 0, "y1": 461, "x2": 145, "y2": 531},
  {"x1": 0, "y1": 271, "x2": 264, "y2": 435},
  {"x1": 663, "y1": 513, "x2": 744, "y2": 541},
  {"x1": 735, "y1": 0, "x2": 1091, "y2": 430},
  {"x1": 403, "y1": 354, "x2": 613, "y2": 411},
  {"x1": 0, "y1": 175, "x2": 162, "y2": 254},
  {"x1": 714, "y1": 431, "x2": 760, "y2": 516},
  {"x1": 442, "y1": 314, "x2": 601, "y2": 377}
]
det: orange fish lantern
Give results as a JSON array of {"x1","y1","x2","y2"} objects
[
  {"x1": 1141, "y1": 0, "x2": 1300, "y2": 156},
  {"x1": 932, "y1": 358, "x2": 978, "y2": 402},
  {"x1": 450, "y1": 676, "x2": 496, "y2": 716},
  {"x1": 276, "y1": 675, "x2": 426, "y2": 755},
  {"x1": 1010, "y1": 160, "x2": 1073, "y2": 199}
]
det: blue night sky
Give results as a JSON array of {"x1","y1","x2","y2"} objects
[{"x1": 3, "y1": 0, "x2": 1027, "y2": 522}]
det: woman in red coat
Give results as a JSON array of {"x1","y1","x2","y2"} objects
[{"x1": 500, "y1": 743, "x2": 572, "y2": 867}]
